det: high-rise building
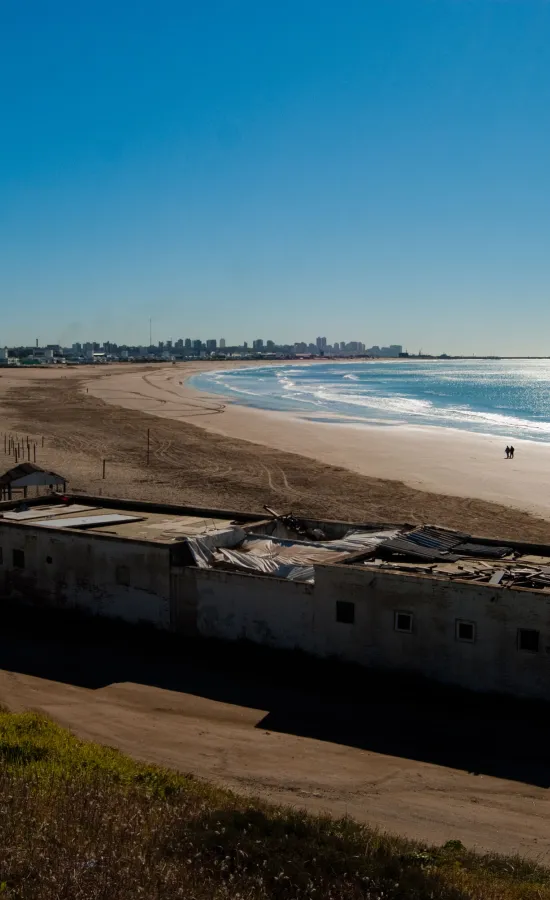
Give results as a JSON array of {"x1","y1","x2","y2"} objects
[
  {"x1": 184, "y1": 338, "x2": 192, "y2": 349},
  {"x1": 206, "y1": 339, "x2": 217, "y2": 352},
  {"x1": 193, "y1": 339, "x2": 202, "y2": 354},
  {"x1": 316, "y1": 336, "x2": 327, "y2": 350},
  {"x1": 219, "y1": 338, "x2": 226, "y2": 349},
  {"x1": 266, "y1": 339, "x2": 275, "y2": 351},
  {"x1": 252, "y1": 339, "x2": 264, "y2": 351},
  {"x1": 175, "y1": 339, "x2": 184, "y2": 350}
]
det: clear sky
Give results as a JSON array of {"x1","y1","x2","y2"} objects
[{"x1": 1, "y1": 1, "x2": 550, "y2": 353}]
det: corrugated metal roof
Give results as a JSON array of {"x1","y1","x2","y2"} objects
[
  {"x1": 378, "y1": 535, "x2": 461, "y2": 562},
  {"x1": 454, "y1": 542, "x2": 512, "y2": 559},
  {"x1": 405, "y1": 526, "x2": 469, "y2": 551},
  {"x1": 379, "y1": 526, "x2": 468, "y2": 561}
]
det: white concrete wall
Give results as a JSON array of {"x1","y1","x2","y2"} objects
[
  {"x1": 0, "y1": 524, "x2": 170, "y2": 627},
  {"x1": 173, "y1": 563, "x2": 550, "y2": 700},
  {"x1": 181, "y1": 567, "x2": 315, "y2": 650},
  {"x1": 313, "y1": 565, "x2": 550, "y2": 699}
]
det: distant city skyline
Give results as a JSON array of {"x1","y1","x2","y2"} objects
[{"x1": 1, "y1": 336, "x2": 404, "y2": 359}]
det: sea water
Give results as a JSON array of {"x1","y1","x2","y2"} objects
[{"x1": 190, "y1": 359, "x2": 550, "y2": 442}]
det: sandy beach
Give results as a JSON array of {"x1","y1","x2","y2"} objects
[
  {"x1": 87, "y1": 361, "x2": 550, "y2": 522},
  {"x1": 1, "y1": 361, "x2": 550, "y2": 541}
]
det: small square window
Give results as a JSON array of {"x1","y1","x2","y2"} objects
[
  {"x1": 116, "y1": 565, "x2": 130, "y2": 587},
  {"x1": 336, "y1": 601, "x2": 355, "y2": 624},
  {"x1": 518, "y1": 628, "x2": 539, "y2": 653},
  {"x1": 394, "y1": 611, "x2": 413, "y2": 633},
  {"x1": 13, "y1": 549, "x2": 25, "y2": 569},
  {"x1": 456, "y1": 620, "x2": 476, "y2": 643}
]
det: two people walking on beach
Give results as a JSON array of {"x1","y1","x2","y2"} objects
[{"x1": 505, "y1": 445, "x2": 515, "y2": 459}]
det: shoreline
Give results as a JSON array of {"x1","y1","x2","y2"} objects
[{"x1": 87, "y1": 362, "x2": 550, "y2": 521}]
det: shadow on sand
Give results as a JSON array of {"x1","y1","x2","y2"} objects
[{"x1": 1, "y1": 605, "x2": 549, "y2": 788}]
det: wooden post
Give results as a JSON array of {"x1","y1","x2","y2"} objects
[
  {"x1": 102, "y1": 459, "x2": 106, "y2": 479},
  {"x1": 147, "y1": 428, "x2": 150, "y2": 466},
  {"x1": 33, "y1": 445, "x2": 36, "y2": 462},
  {"x1": 41, "y1": 436, "x2": 44, "y2": 447},
  {"x1": 27, "y1": 444, "x2": 30, "y2": 461}
]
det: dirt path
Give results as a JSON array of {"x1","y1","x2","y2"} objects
[{"x1": 1, "y1": 644, "x2": 549, "y2": 863}]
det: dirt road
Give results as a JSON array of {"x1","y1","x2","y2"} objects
[{"x1": 1, "y1": 626, "x2": 549, "y2": 862}]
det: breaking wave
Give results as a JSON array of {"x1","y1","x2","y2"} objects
[{"x1": 190, "y1": 360, "x2": 550, "y2": 442}]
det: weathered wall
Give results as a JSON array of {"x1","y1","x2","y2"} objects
[
  {"x1": 176, "y1": 567, "x2": 315, "y2": 650},
  {"x1": 0, "y1": 524, "x2": 171, "y2": 627},
  {"x1": 313, "y1": 566, "x2": 550, "y2": 699},
  {"x1": 172, "y1": 562, "x2": 550, "y2": 699}
]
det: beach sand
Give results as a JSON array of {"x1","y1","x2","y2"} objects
[
  {"x1": 0, "y1": 361, "x2": 548, "y2": 539},
  {"x1": 87, "y1": 361, "x2": 550, "y2": 523}
]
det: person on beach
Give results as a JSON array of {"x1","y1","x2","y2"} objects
[
  {"x1": 510, "y1": 446, "x2": 515, "y2": 459},
  {"x1": 505, "y1": 446, "x2": 510, "y2": 459}
]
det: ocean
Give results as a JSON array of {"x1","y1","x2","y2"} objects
[{"x1": 190, "y1": 359, "x2": 550, "y2": 442}]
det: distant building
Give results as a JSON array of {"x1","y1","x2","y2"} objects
[
  {"x1": 316, "y1": 336, "x2": 327, "y2": 351},
  {"x1": 252, "y1": 339, "x2": 264, "y2": 351},
  {"x1": 206, "y1": 339, "x2": 217, "y2": 352},
  {"x1": 185, "y1": 338, "x2": 192, "y2": 350},
  {"x1": 266, "y1": 340, "x2": 275, "y2": 351},
  {"x1": 193, "y1": 339, "x2": 202, "y2": 354},
  {"x1": 219, "y1": 338, "x2": 226, "y2": 349}
]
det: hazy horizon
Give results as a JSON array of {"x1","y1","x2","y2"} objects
[{"x1": 2, "y1": 1, "x2": 550, "y2": 353}]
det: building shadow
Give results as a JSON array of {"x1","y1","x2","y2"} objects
[{"x1": 0, "y1": 607, "x2": 549, "y2": 788}]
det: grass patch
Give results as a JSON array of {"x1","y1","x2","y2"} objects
[{"x1": 0, "y1": 711, "x2": 548, "y2": 899}]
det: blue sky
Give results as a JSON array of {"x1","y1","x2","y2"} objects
[{"x1": 1, "y1": 0, "x2": 550, "y2": 353}]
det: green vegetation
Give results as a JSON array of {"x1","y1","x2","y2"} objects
[{"x1": 0, "y1": 711, "x2": 548, "y2": 899}]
